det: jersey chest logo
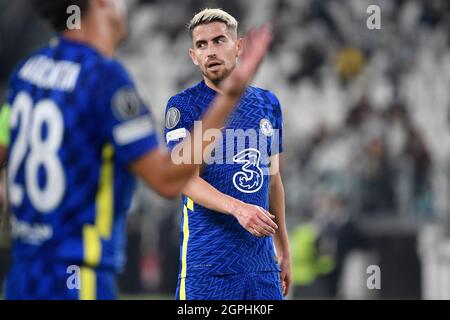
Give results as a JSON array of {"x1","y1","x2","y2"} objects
[
  {"x1": 232, "y1": 148, "x2": 264, "y2": 193},
  {"x1": 260, "y1": 118, "x2": 273, "y2": 136}
]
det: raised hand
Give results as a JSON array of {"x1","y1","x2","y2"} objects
[{"x1": 221, "y1": 24, "x2": 272, "y2": 98}]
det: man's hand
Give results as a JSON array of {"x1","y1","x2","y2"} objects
[
  {"x1": 229, "y1": 200, "x2": 278, "y2": 237},
  {"x1": 221, "y1": 25, "x2": 272, "y2": 98},
  {"x1": 278, "y1": 255, "x2": 292, "y2": 296}
]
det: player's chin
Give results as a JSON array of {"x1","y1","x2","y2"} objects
[{"x1": 205, "y1": 71, "x2": 228, "y2": 84}]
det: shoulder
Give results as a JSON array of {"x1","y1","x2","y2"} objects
[
  {"x1": 89, "y1": 59, "x2": 138, "y2": 109},
  {"x1": 166, "y1": 82, "x2": 204, "y2": 113},
  {"x1": 164, "y1": 83, "x2": 206, "y2": 131},
  {"x1": 94, "y1": 59, "x2": 133, "y2": 85},
  {"x1": 248, "y1": 86, "x2": 282, "y2": 114},
  {"x1": 249, "y1": 86, "x2": 280, "y2": 104}
]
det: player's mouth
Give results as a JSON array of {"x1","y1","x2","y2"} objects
[{"x1": 207, "y1": 61, "x2": 223, "y2": 71}]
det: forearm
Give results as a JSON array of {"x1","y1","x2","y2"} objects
[
  {"x1": 182, "y1": 175, "x2": 240, "y2": 215},
  {"x1": 270, "y1": 173, "x2": 290, "y2": 257},
  {"x1": 183, "y1": 175, "x2": 278, "y2": 238}
]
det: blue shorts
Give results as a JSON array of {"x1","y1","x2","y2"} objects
[
  {"x1": 176, "y1": 271, "x2": 283, "y2": 300},
  {"x1": 4, "y1": 259, "x2": 117, "y2": 300}
]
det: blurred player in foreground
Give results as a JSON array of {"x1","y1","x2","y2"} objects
[
  {"x1": 164, "y1": 8, "x2": 291, "y2": 300},
  {"x1": 0, "y1": 0, "x2": 272, "y2": 299}
]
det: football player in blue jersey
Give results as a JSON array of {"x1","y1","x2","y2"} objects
[
  {"x1": 164, "y1": 9, "x2": 291, "y2": 300},
  {"x1": 0, "y1": 0, "x2": 274, "y2": 299}
]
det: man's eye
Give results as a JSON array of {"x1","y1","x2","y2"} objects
[{"x1": 197, "y1": 43, "x2": 206, "y2": 48}]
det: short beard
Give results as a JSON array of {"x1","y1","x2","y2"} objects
[{"x1": 204, "y1": 65, "x2": 235, "y2": 86}]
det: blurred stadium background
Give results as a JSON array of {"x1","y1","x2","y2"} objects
[{"x1": 1, "y1": 0, "x2": 450, "y2": 299}]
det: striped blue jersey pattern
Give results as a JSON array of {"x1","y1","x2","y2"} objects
[
  {"x1": 6, "y1": 35, "x2": 159, "y2": 272},
  {"x1": 164, "y1": 80, "x2": 283, "y2": 277}
]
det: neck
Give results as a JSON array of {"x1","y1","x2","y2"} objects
[
  {"x1": 204, "y1": 77, "x2": 224, "y2": 95},
  {"x1": 62, "y1": 19, "x2": 117, "y2": 57}
]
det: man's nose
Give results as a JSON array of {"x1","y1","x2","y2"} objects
[{"x1": 206, "y1": 44, "x2": 217, "y2": 58}]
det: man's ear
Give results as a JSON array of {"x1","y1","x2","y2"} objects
[
  {"x1": 236, "y1": 37, "x2": 244, "y2": 58},
  {"x1": 188, "y1": 48, "x2": 199, "y2": 66}
]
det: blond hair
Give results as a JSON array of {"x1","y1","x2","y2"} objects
[{"x1": 187, "y1": 8, "x2": 238, "y2": 37}]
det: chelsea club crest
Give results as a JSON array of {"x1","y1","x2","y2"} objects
[{"x1": 259, "y1": 118, "x2": 273, "y2": 136}]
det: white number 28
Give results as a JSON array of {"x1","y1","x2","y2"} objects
[{"x1": 8, "y1": 91, "x2": 65, "y2": 213}]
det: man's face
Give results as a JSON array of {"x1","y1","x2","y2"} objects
[{"x1": 189, "y1": 22, "x2": 242, "y2": 84}]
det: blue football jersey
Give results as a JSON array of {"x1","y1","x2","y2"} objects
[
  {"x1": 164, "y1": 81, "x2": 283, "y2": 278},
  {"x1": 5, "y1": 35, "x2": 159, "y2": 272}
]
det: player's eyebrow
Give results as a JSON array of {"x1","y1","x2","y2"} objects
[
  {"x1": 211, "y1": 35, "x2": 227, "y2": 42},
  {"x1": 195, "y1": 34, "x2": 227, "y2": 47}
]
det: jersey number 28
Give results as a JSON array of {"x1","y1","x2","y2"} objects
[{"x1": 8, "y1": 91, "x2": 65, "y2": 213}]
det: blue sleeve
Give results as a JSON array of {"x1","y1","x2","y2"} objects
[
  {"x1": 163, "y1": 94, "x2": 197, "y2": 151},
  {"x1": 93, "y1": 61, "x2": 160, "y2": 166},
  {"x1": 268, "y1": 92, "x2": 283, "y2": 156}
]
